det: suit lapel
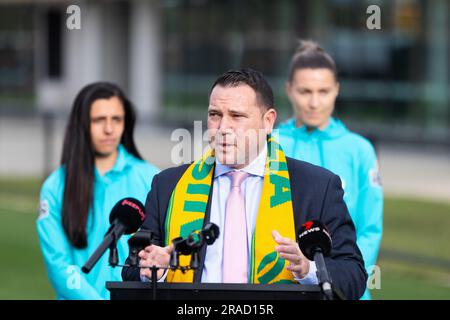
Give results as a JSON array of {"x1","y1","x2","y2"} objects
[{"x1": 286, "y1": 158, "x2": 302, "y2": 232}]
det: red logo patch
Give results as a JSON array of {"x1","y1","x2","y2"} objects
[{"x1": 303, "y1": 221, "x2": 314, "y2": 230}]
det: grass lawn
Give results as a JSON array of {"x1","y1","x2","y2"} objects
[
  {"x1": 371, "y1": 260, "x2": 450, "y2": 300},
  {"x1": 381, "y1": 197, "x2": 450, "y2": 260},
  {"x1": 0, "y1": 177, "x2": 54, "y2": 299},
  {"x1": 0, "y1": 177, "x2": 449, "y2": 299}
]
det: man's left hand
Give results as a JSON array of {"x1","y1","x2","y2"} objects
[{"x1": 272, "y1": 230, "x2": 310, "y2": 279}]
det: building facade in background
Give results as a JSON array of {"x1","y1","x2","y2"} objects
[{"x1": 0, "y1": 0, "x2": 448, "y2": 143}]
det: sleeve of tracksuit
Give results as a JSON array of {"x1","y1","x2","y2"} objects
[
  {"x1": 36, "y1": 180, "x2": 103, "y2": 300},
  {"x1": 354, "y1": 144, "x2": 384, "y2": 271}
]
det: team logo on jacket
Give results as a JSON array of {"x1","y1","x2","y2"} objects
[
  {"x1": 38, "y1": 199, "x2": 49, "y2": 220},
  {"x1": 369, "y1": 162, "x2": 382, "y2": 188}
]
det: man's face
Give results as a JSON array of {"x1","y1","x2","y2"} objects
[
  {"x1": 90, "y1": 96, "x2": 125, "y2": 158},
  {"x1": 207, "y1": 84, "x2": 276, "y2": 168},
  {"x1": 286, "y1": 68, "x2": 339, "y2": 130}
]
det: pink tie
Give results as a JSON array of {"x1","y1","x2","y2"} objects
[{"x1": 223, "y1": 170, "x2": 249, "y2": 283}]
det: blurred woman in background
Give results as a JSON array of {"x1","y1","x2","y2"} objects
[
  {"x1": 277, "y1": 40, "x2": 383, "y2": 300},
  {"x1": 37, "y1": 82, "x2": 159, "y2": 299}
]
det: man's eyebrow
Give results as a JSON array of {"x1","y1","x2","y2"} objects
[
  {"x1": 208, "y1": 107, "x2": 221, "y2": 112},
  {"x1": 228, "y1": 108, "x2": 245, "y2": 113},
  {"x1": 228, "y1": 108, "x2": 248, "y2": 115}
]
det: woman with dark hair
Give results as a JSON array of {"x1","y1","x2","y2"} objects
[
  {"x1": 37, "y1": 82, "x2": 159, "y2": 299},
  {"x1": 277, "y1": 40, "x2": 383, "y2": 300}
]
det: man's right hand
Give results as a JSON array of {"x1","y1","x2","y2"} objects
[{"x1": 138, "y1": 244, "x2": 173, "y2": 281}]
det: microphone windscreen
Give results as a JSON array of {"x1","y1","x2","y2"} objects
[
  {"x1": 297, "y1": 220, "x2": 332, "y2": 260},
  {"x1": 202, "y1": 222, "x2": 220, "y2": 245},
  {"x1": 109, "y1": 198, "x2": 145, "y2": 234}
]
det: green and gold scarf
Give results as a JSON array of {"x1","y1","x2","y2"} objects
[{"x1": 164, "y1": 135, "x2": 296, "y2": 284}]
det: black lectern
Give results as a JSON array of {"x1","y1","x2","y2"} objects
[{"x1": 106, "y1": 282, "x2": 322, "y2": 300}]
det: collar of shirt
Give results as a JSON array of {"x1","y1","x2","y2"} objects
[
  {"x1": 109, "y1": 144, "x2": 130, "y2": 173},
  {"x1": 214, "y1": 142, "x2": 267, "y2": 179},
  {"x1": 94, "y1": 144, "x2": 131, "y2": 181}
]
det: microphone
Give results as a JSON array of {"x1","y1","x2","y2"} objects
[
  {"x1": 82, "y1": 198, "x2": 145, "y2": 273},
  {"x1": 127, "y1": 229, "x2": 154, "y2": 267},
  {"x1": 297, "y1": 220, "x2": 332, "y2": 261},
  {"x1": 186, "y1": 222, "x2": 220, "y2": 248},
  {"x1": 169, "y1": 222, "x2": 220, "y2": 270},
  {"x1": 298, "y1": 220, "x2": 335, "y2": 300}
]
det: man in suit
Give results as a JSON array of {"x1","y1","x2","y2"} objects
[{"x1": 122, "y1": 68, "x2": 367, "y2": 300}]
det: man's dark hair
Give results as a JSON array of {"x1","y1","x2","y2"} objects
[
  {"x1": 210, "y1": 68, "x2": 275, "y2": 111},
  {"x1": 60, "y1": 82, "x2": 142, "y2": 248}
]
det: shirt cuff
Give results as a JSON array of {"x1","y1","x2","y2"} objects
[
  {"x1": 294, "y1": 261, "x2": 318, "y2": 285},
  {"x1": 140, "y1": 268, "x2": 169, "y2": 283}
]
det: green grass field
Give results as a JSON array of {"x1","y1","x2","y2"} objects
[{"x1": 0, "y1": 177, "x2": 449, "y2": 300}]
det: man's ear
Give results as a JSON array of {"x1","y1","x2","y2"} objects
[{"x1": 264, "y1": 108, "x2": 277, "y2": 134}]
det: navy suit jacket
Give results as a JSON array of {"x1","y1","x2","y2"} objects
[{"x1": 122, "y1": 157, "x2": 367, "y2": 299}]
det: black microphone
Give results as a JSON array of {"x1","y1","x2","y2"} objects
[
  {"x1": 82, "y1": 198, "x2": 145, "y2": 273},
  {"x1": 298, "y1": 220, "x2": 335, "y2": 300},
  {"x1": 127, "y1": 229, "x2": 154, "y2": 267},
  {"x1": 297, "y1": 220, "x2": 332, "y2": 260},
  {"x1": 169, "y1": 222, "x2": 220, "y2": 269}
]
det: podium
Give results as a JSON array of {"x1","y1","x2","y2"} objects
[{"x1": 106, "y1": 282, "x2": 323, "y2": 300}]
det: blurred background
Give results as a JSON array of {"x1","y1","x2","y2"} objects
[{"x1": 0, "y1": 0, "x2": 449, "y2": 299}]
